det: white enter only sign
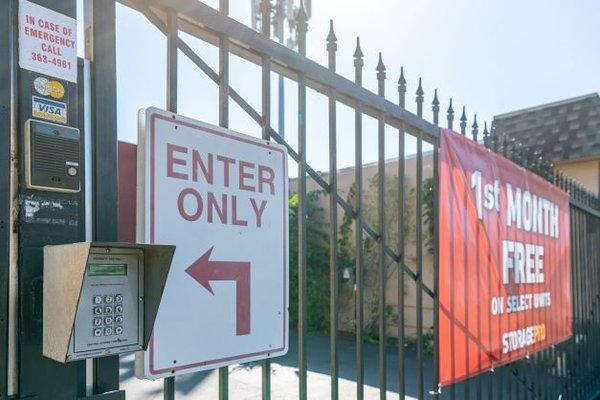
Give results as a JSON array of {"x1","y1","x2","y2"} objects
[{"x1": 136, "y1": 108, "x2": 289, "y2": 379}]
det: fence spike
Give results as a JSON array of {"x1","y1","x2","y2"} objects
[
  {"x1": 326, "y1": 19, "x2": 337, "y2": 50},
  {"x1": 482, "y1": 121, "x2": 489, "y2": 148},
  {"x1": 416, "y1": 77, "x2": 424, "y2": 117},
  {"x1": 297, "y1": 0, "x2": 308, "y2": 40},
  {"x1": 353, "y1": 37, "x2": 363, "y2": 87},
  {"x1": 353, "y1": 37, "x2": 364, "y2": 59},
  {"x1": 460, "y1": 106, "x2": 467, "y2": 136},
  {"x1": 472, "y1": 114, "x2": 479, "y2": 142},
  {"x1": 326, "y1": 19, "x2": 337, "y2": 71},
  {"x1": 432, "y1": 89, "x2": 440, "y2": 126},
  {"x1": 447, "y1": 98, "x2": 454, "y2": 130},
  {"x1": 376, "y1": 52, "x2": 386, "y2": 97},
  {"x1": 398, "y1": 67, "x2": 407, "y2": 109}
]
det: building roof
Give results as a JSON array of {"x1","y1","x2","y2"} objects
[{"x1": 492, "y1": 93, "x2": 600, "y2": 162}]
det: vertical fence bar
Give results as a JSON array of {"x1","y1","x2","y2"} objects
[
  {"x1": 218, "y1": 1, "x2": 230, "y2": 398},
  {"x1": 415, "y1": 78, "x2": 424, "y2": 400},
  {"x1": 568, "y1": 196, "x2": 577, "y2": 398},
  {"x1": 297, "y1": 4, "x2": 308, "y2": 400},
  {"x1": 576, "y1": 205, "x2": 583, "y2": 398},
  {"x1": 431, "y1": 97, "x2": 440, "y2": 400},
  {"x1": 166, "y1": 9, "x2": 178, "y2": 114},
  {"x1": 219, "y1": 0, "x2": 229, "y2": 127},
  {"x1": 164, "y1": 8, "x2": 178, "y2": 400},
  {"x1": 353, "y1": 38, "x2": 365, "y2": 400},
  {"x1": 462, "y1": 107, "x2": 470, "y2": 400},
  {"x1": 376, "y1": 53, "x2": 387, "y2": 400},
  {"x1": 397, "y1": 66, "x2": 406, "y2": 400},
  {"x1": 575, "y1": 208, "x2": 582, "y2": 398},
  {"x1": 259, "y1": 1, "x2": 272, "y2": 398},
  {"x1": 471, "y1": 118, "x2": 483, "y2": 400},
  {"x1": 90, "y1": 0, "x2": 119, "y2": 394},
  {"x1": 448, "y1": 98, "x2": 457, "y2": 400},
  {"x1": 326, "y1": 19, "x2": 339, "y2": 400},
  {"x1": 582, "y1": 209, "x2": 590, "y2": 395}
]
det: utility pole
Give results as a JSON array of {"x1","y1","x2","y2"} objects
[{"x1": 251, "y1": 0, "x2": 312, "y2": 140}]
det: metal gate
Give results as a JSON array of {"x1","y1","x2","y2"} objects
[
  {"x1": 98, "y1": 1, "x2": 600, "y2": 399},
  {"x1": 2, "y1": 0, "x2": 599, "y2": 399}
]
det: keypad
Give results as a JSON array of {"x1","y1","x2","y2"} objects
[{"x1": 91, "y1": 293, "x2": 124, "y2": 337}]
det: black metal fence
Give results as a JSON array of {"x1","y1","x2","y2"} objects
[{"x1": 107, "y1": 1, "x2": 600, "y2": 399}]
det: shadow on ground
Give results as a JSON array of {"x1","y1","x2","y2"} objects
[{"x1": 121, "y1": 332, "x2": 517, "y2": 399}]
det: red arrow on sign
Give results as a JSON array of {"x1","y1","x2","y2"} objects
[{"x1": 185, "y1": 246, "x2": 251, "y2": 336}]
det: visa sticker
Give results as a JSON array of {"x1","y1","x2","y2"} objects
[{"x1": 32, "y1": 95, "x2": 67, "y2": 124}]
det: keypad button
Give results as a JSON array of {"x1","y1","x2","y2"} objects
[
  {"x1": 104, "y1": 295, "x2": 114, "y2": 304},
  {"x1": 104, "y1": 316, "x2": 114, "y2": 325},
  {"x1": 93, "y1": 317, "x2": 103, "y2": 326},
  {"x1": 104, "y1": 306, "x2": 113, "y2": 314},
  {"x1": 93, "y1": 328, "x2": 103, "y2": 337},
  {"x1": 115, "y1": 315, "x2": 124, "y2": 324},
  {"x1": 104, "y1": 327, "x2": 113, "y2": 336},
  {"x1": 115, "y1": 326, "x2": 123, "y2": 335},
  {"x1": 114, "y1": 294, "x2": 123, "y2": 303},
  {"x1": 93, "y1": 295, "x2": 103, "y2": 304},
  {"x1": 114, "y1": 305, "x2": 123, "y2": 314},
  {"x1": 93, "y1": 307, "x2": 103, "y2": 315}
]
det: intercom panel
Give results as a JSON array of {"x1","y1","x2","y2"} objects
[
  {"x1": 25, "y1": 118, "x2": 81, "y2": 192},
  {"x1": 67, "y1": 248, "x2": 144, "y2": 361},
  {"x1": 43, "y1": 242, "x2": 174, "y2": 363}
]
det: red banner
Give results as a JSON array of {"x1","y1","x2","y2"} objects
[{"x1": 438, "y1": 129, "x2": 572, "y2": 386}]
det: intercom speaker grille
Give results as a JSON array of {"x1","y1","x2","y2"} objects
[
  {"x1": 33, "y1": 134, "x2": 79, "y2": 172},
  {"x1": 26, "y1": 119, "x2": 81, "y2": 193}
]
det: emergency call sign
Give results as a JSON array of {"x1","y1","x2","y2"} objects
[
  {"x1": 19, "y1": 0, "x2": 77, "y2": 82},
  {"x1": 135, "y1": 108, "x2": 289, "y2": 379}
]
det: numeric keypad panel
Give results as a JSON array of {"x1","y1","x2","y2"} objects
[{"x1": 91, "y1": 294, "x2": 124, "y2": 337}]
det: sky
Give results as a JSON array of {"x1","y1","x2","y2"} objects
[{"x1": 76, "y1": 0, "x2": 600, "y2": 175}]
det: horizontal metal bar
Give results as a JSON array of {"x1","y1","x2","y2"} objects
[
  {"x1": 121, "y1": 0, "x2": 439, "y2": 143},
  {"x1": 571, "y1": 199, "x2": 600, "y2": 219}
]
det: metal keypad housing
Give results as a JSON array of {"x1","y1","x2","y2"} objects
[{"x1": 67, "y1": 248, "x2": 144, "y2": 360}]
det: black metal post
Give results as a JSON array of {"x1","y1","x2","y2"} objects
[
  {"x1": 163, "y1": 7, "x2": 178, "y2": 400},
  {"x1": 91, "y1": 0, "x2": 119, "y2": 394},
  {"x1": 259, "y1": 1, "x2": 271, "y2": 399},
  {"x1": 218, "y1": 0, "x2": 232, "y2": 398},
  {"x1": 297, "y1": 4, "x2": 308, "y2": 399},
  {"x1": 0, "y1": 1, "x2": 14, "y2": 397}
]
